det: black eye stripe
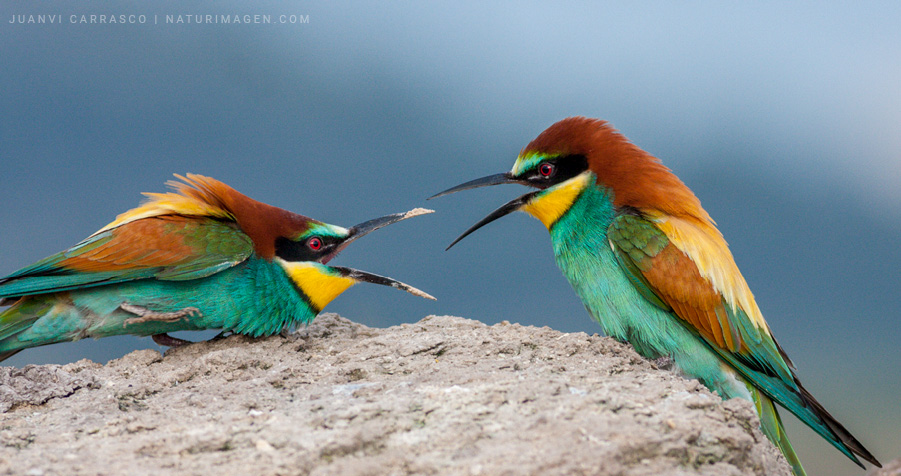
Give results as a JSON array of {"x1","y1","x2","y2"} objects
[
  {"x1": 275, "y1": 235, "x2": 338, "y2": 262},
  {"x1": 524, "y1": 155, "x2": 588, "y2": 189}
]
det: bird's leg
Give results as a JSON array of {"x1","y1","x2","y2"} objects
[
  {"x1": 209, "y1": 330, "x2": 231, "y2": 341},
  {"x1": 151, "y1": 333, "x2": 193, "y2": 347},
  {"x1": 120, "y1": 302, "x2": 201, "y2": 328},
  {"x1": 652, "y1": 355, "x2": 674, "y2": 370}
]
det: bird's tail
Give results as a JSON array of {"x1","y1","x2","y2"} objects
[
  {"x1": 752, "y1": 387, "x2": 806, "y2": 476},
  {"x1": 711, "y1": 334, "x2": 880, "y2": 469},
  {"x1": 0, "y1": 297, "x2": 52, "y2": 362}
]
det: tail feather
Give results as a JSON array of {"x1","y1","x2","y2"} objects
[
  {"x1": 709, "y1": 339, "x2": 880, "y2": 469},
  {"x1": 796, "y1": 382, "x2": 882, "y2": 468},
  {"x1": 753, "y1": 388, "x2": 807, "y2": 476},
  {"x1": 0, "y1": 349, "x2": 23, "y2": 363},
  {"x1": 0, "y1": 298, "x2": 51, "y2": 362}
]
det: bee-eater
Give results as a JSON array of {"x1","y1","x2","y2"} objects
[
  {"x1": 0, "y1": 174, "x2": 434, "y2": 362},
  {"x1": 432, "y1": 117, "x2": 880, "y2": 475}
]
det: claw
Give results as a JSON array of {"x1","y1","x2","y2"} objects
[
  {"x1": 152, "y1": 333, "x2": 193, "y2": 347},
  {"x1": 120, "y1": 302, "x2": 202, "y2": 327}
]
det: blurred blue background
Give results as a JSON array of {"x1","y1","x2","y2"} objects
[{"x1": 2, "y1": 2, "x2": 898, "y2": 474}]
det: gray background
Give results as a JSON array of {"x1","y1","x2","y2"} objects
[{"x1": 2, "y1": 2, "x2": 898, "y2": 475}]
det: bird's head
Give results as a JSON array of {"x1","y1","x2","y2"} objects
[
  {"x1": 431, "y1": 117, "x2": 704, "y2": 249},
  {"x1": 103, "y1": 173, "x2": 436, "y2": 316},
  {"x1": 274, "y1": 208, "x2": 437, "y2": 312}
]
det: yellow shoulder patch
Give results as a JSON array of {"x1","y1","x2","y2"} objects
[
  {"x1": 521, "y1": 172, "x2": 592, "y2": 229},
  {"x1": 278, "y1": 260, "x2": 356, "y2": 312},
  {"x1": 647, "y1": 211, "x2": 768, "y2": 331}
]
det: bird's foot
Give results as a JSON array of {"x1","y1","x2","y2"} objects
[
  {"x1": 652, "y1": 356, "x2": 674, "y2": 370},
  {"x1": 209, "y1": 331, "x2": 231, "y2": 342},
  {"x1": 120, "y1": 302, "x2": 201, "y2": 328},
  {"x1": 151, "y1": 333, "x2": 193, "y2": 347}
]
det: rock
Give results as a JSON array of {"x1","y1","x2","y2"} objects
[
  {"x1": 0, "y1": 314, "x2": 791, "y2": 475},
  {"x1": 0, "y1": 362, "x2": 100, "y2": 412}
]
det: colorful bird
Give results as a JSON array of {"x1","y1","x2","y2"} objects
[
  {"x1": 432, "y1": 117, "x2": 880, "y2": 475},
  {"x1": 0, "y1": 174, "x2": 435, "y2": 362}
]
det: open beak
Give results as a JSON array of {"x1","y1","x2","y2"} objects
[
  {"x1": 431, "y1": 172, "x2": 536, "y2": 251},
  {"x1": 288, "y1": 209, "x2": 436, "y2": 307},
  {"x1": 444, "y1": 191, "x2": 538, "y2": 250},
  {"x1": 333, "y1": 266, "x2": 436, "y2": 301},
  {"x1": 428, "y1": 173, "x2": 525, "y2": 200},
  {"x1": 435, "y1": 169, "x2": 592, "y2": 251}
]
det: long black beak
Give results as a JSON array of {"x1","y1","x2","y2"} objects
[
  {"x1": 332, "y1": 266, "x2": 436, "y2": 300},
  {"x1": 445, "y1": 190, "x2": 538, "y2": 251},
  {"x1": 345, "y1": 208, "x2": 434, "y2": 246},
  {"x1": 428, "y1": 173, "x2": 524, "y2": 200}
]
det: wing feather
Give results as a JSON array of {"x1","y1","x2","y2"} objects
[
  {"x1": 608, "y1": 211, "x2": 879, "y2": 467},
  {"x1": 0, "y1": 215, "x2": 253, "y2": 298}
]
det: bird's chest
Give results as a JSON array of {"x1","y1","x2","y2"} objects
[
  {"x1": 132, "y1": 259, "x2": 318, "y2": 337},
  {"x1": 218, "y1": 259, "x2": 320, "y2": 336},
  {"x1": 548, "y1": 189, "x2": 675, "y2": 357}
]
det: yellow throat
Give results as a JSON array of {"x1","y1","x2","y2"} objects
[
  {"x1": 278, "y1": 260, "x2": 356, "y2": 311},
  {"x1": 521, "y1": 172, "x2": 592, "y2": 229}
]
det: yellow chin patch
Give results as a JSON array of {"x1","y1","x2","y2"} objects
[
  {"x1": 278, "y1": 260, "x2": 356, "y2": 311},
  {"x1": 521, "y1": 172, "x2": 591, "y2": 229}
]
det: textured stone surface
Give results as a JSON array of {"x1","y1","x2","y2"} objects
[
  {"x1": 0, "y1": 364, "x2": 99, "y2": 412},
  {"x1": 0, "y1": 314, "x2": 792, "y2": 475}
]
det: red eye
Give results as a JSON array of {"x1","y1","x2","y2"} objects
[
  {"x1": 539, "y1": 162, "x2": 555, "y2": 177},
  {"x1": 307, "y1": 236, "x2": 323, "y2": 251}
]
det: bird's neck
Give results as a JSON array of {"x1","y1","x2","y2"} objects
[{"x1": 548, "y1": 180, "x2": 617, "y2": 245}]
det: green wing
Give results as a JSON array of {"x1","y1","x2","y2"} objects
[
  {"x1": 608, "y1": 212, "x2": 876, "y2": 468},
  {"x1": 0, "y1": 215, "x2": 253, "y2": 299}
]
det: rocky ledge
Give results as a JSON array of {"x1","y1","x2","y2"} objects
[{"x1": 1, "y1": 313, "x2": 799, "y2": 475}]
